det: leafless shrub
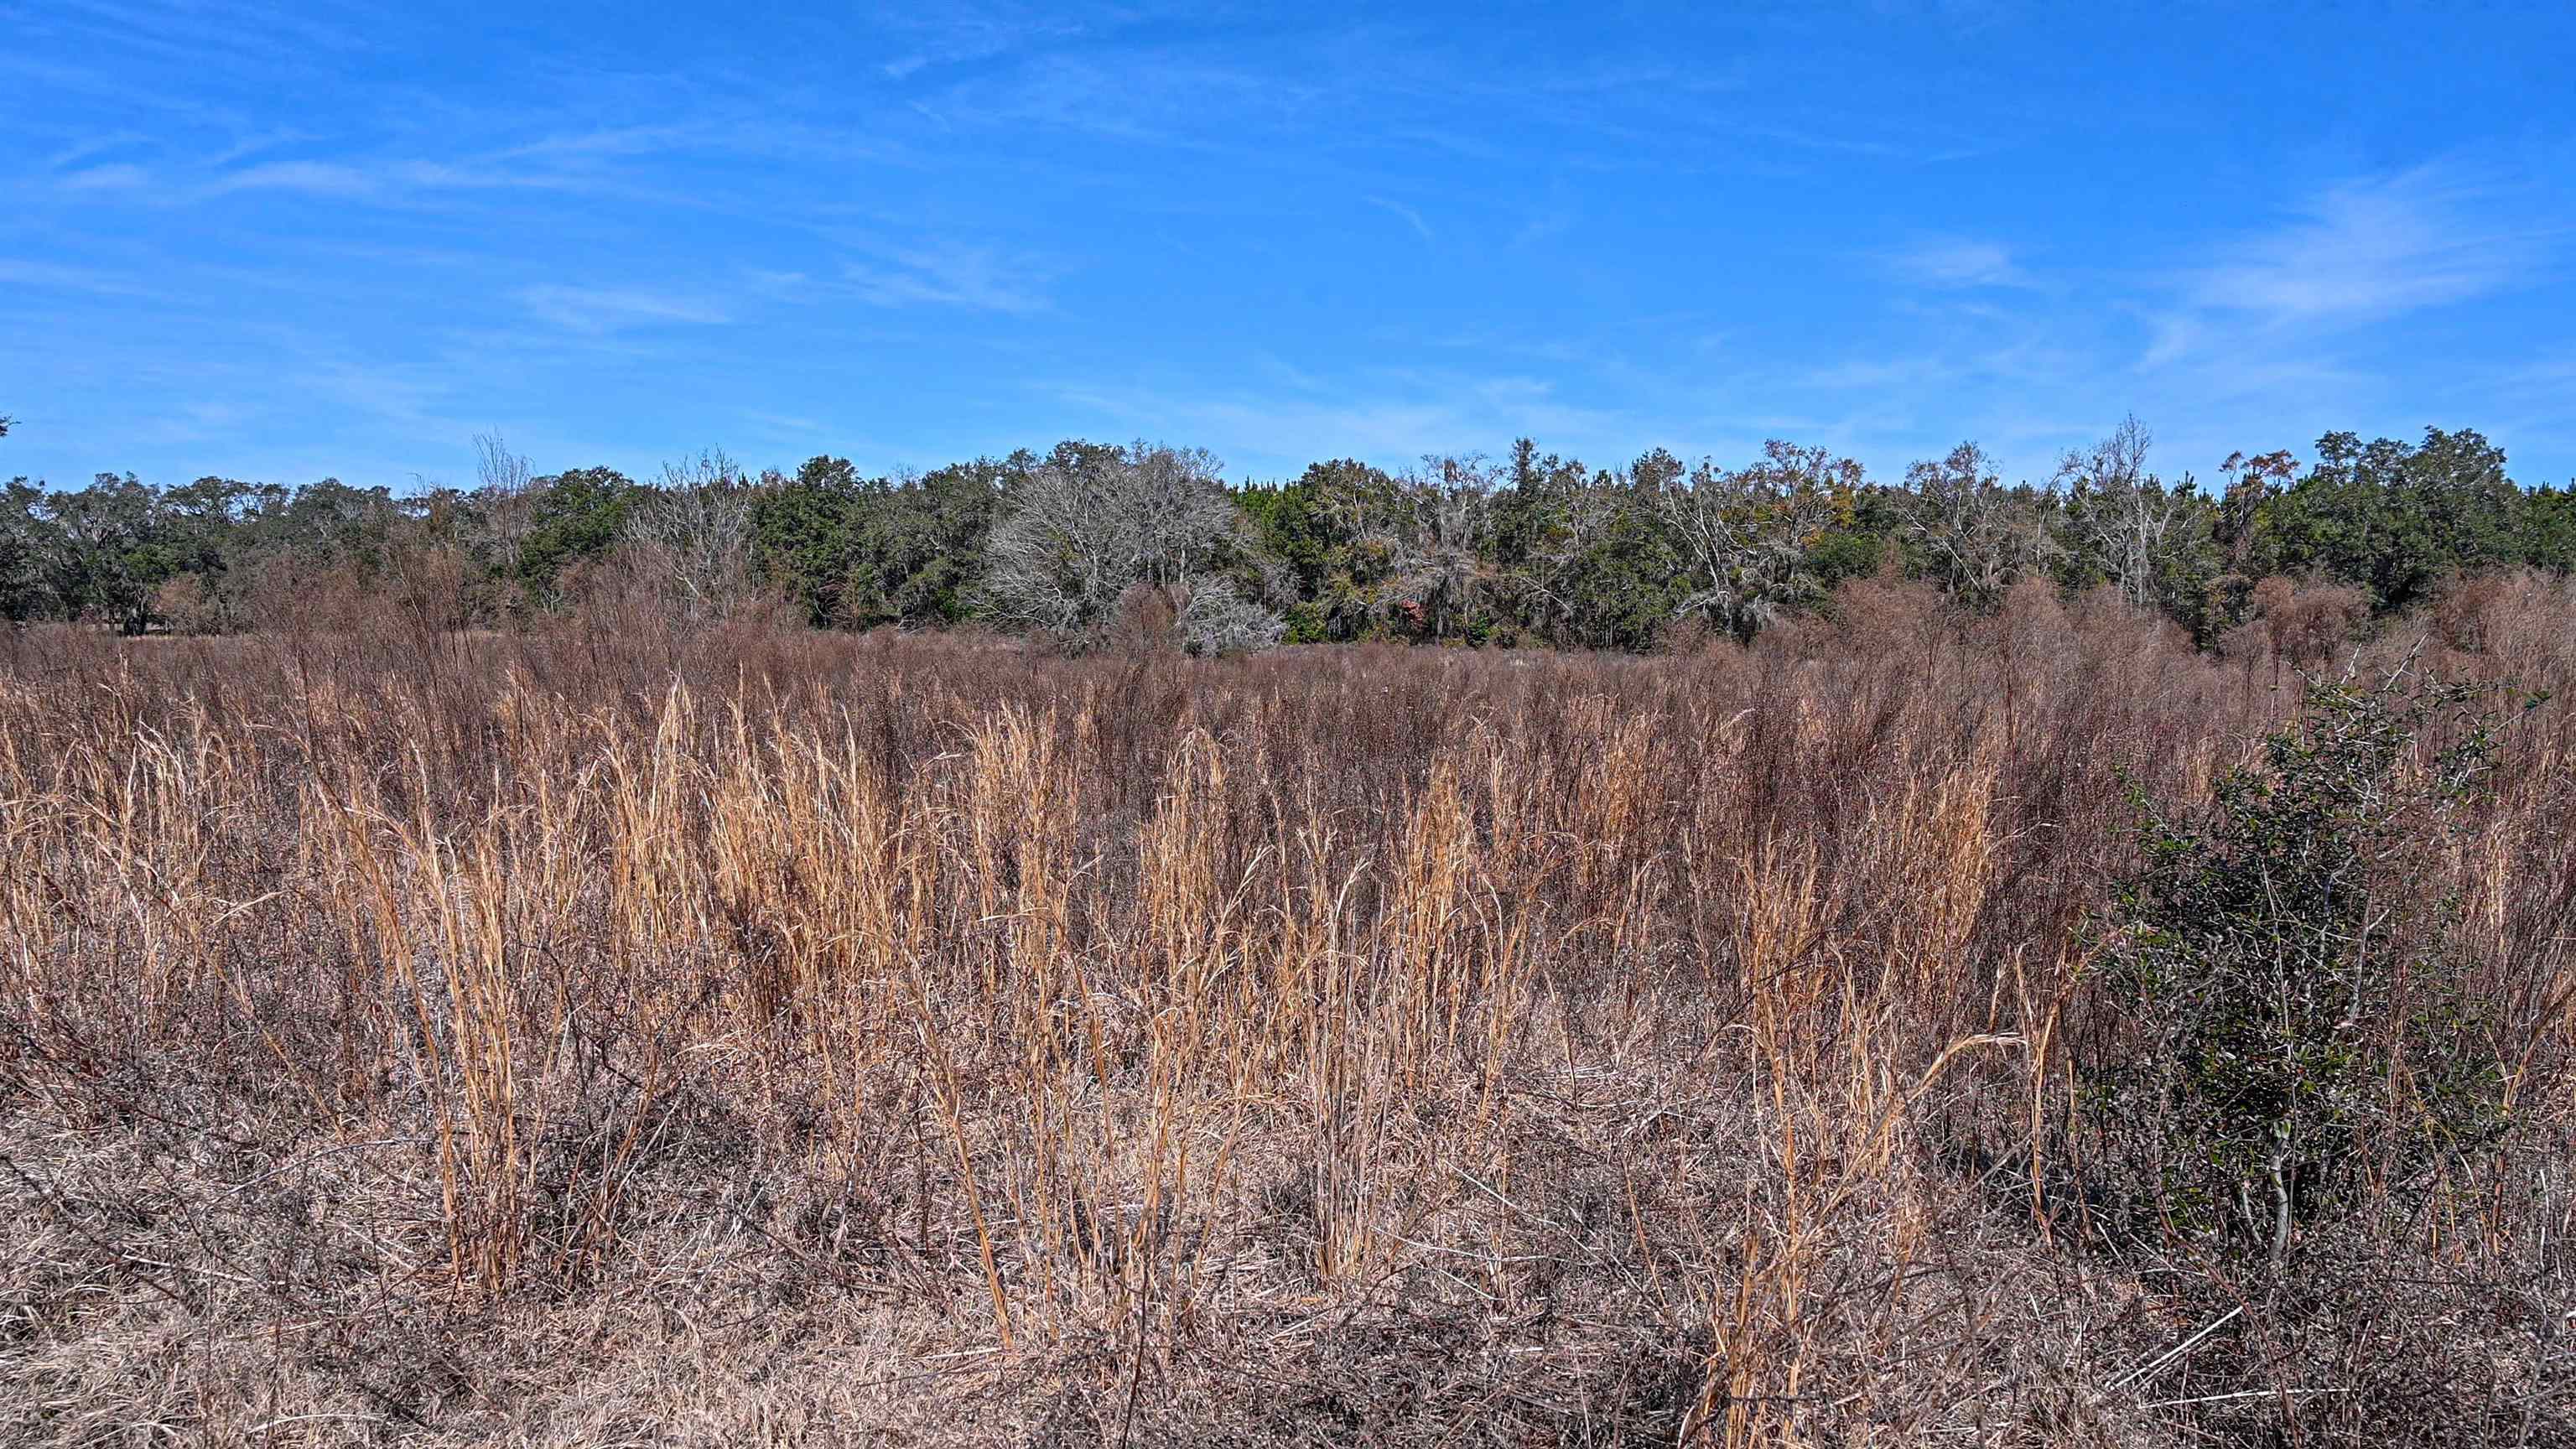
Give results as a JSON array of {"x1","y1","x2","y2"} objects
[
  {"x1": 1102, "y1": 579, "x2": 1179, "y2": 657},
  {"x1": 2220, "y1": 575, "x2": 2370, "y2": 671}
]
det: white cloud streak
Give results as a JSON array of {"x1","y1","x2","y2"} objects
[
  {"x1": 1886, "y1": 237, "x2": 2033, "y2": 289},
  {"x1": 844, "y1": 244, "x2": 1051, "y2": 313},
  {"x1": 516, "y1": 285, "x2": 732, "y2": 333}
]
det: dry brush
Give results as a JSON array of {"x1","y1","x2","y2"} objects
[{"x1": 4, "y1": 576, "x2": 2576, "y2": 1446}]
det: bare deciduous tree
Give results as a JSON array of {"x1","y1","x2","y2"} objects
[
  {"x1": 979, "y1": 441, "x2": 1280, "y2": 651},
  {"x1": 2055, "y1": 415, "x2": 2199, "y2": 611},
  {"x1": 623, "y1": 449, "x2": 759, "y2": 622},
  {"x1": 1174, "y1": 574, "x2": 1285, "y2": 655},
  {"x1": 1904, "y1": 441, "x2": 2050, "y2": 610},
  {"x1": 1658, "y1": 439, "x2": 1857, "y2": 639},
  {"x1": 1376, "y1": 455, "x2": 1498, "y2": 639},
  {"x1": 470, "y1": 431, "x2": 538, "y2": 581}
]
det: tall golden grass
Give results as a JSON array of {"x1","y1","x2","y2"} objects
[{"x1": 5, "y1": 574, "x2": 2575, "y2": 1446}]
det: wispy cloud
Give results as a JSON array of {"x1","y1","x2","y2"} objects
[
  {"x1": 0, "y1": 257, "x2": 150, "y2": 296},
  {"x1": 516, "y1": 285, "x2": 732, "y2": 333},
  {"x1": 874, "y1": 2, "x2": 1096, "y2": 81},
  {"x1": 1726, "y1": 121, "x2": 1989, "y2": 166},
  {"x1": 844, "y1": 244, "x2": 1051, "y2": 313},
  {"x1": 1885, "y1": 236, "x2": 2033, "y2": 289},
  {"x1": 201, "y1": 159, "x2": 379, "y2": 198},
  {"x1": 2151, "y1": 166, "x2": 2539, "y2": 362},
  {"x1": 178, "y1": 150, "x2": 628, "y2": 207},
  {"x1": 44, "y1": 131, "x2": 148, "y2": 169},
  {"x1": 740, "y1": 409, "x2": 826, "y2": 435},
  {"x1": 911, "y1": 45, "x2": 1326, "y2": 153},
  {"x1": 58, "y1": 162, "x2": 149, "y2": 192},
  {"x1": 1367, "y1": 195, "x2": 1436, "y2": 245},
  {"x1": 492, "y1": 126, "x2": 686, "y2": 164},
  {"x1": 206, "y1": 129, "x2": 318, "y2": 169}
]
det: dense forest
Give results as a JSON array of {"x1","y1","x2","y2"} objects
[{"x1": 5, "y1": 418, "x2": 2571, "y2": 651}]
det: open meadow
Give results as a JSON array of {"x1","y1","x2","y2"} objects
[{"x1": 6, "y1": 576, "x2": 2576, "y2": 1446}]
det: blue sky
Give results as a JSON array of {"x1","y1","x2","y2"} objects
[{"x1": 4, "y1": 1, "x2": 2572, "y2": 492}]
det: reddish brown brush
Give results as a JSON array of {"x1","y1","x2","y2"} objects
[{"x1": 3, "y1": 575, "x2": 2574, "y2": 1446}]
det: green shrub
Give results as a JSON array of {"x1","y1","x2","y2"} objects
[{"x1": 2089, "y1": 667, "x2": 2522, "y2": 1265}]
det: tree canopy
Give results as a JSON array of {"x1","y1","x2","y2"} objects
[{"x1": 2, "y1": 423, "x2": 2565, "y2": 652}]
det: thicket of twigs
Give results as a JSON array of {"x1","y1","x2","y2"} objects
[{"x1": 5, "y1": 571, "x2": 2575, "y2": 1446}]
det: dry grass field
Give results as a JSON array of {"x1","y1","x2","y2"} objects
[{"x1": 7, "y1": 575, "x2": 2576, "y2": 1446}]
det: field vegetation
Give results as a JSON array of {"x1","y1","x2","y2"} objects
[{"x1": 7, "y1": 561, "x2": 2576, "y2": 1446}]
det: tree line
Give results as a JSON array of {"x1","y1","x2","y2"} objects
[{"x1": 5, "y1": 418, "x2": 2571, "y2": 650}]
